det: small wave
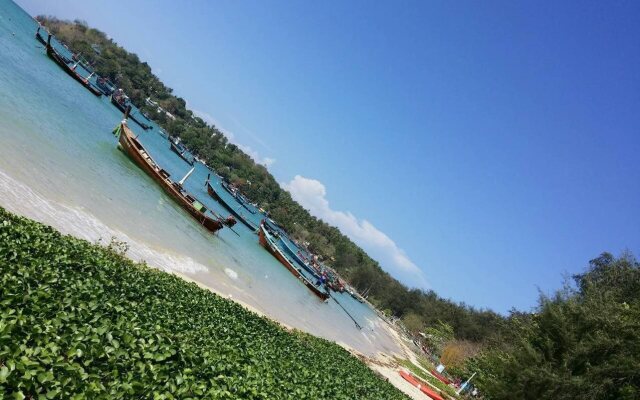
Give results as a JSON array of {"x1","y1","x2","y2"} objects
[
  {"x1": 360, "y1": 331, "x2": 373, "y2": 344},
  {"x1": 364, "y1": 316, "x2": 379, "y2": 330},
  {"x1": 0, "y1": 168, "x2": 207, "y2": 274},
  {"x1": 224, "y1": 267, "x2": 238, "y2": 280}
]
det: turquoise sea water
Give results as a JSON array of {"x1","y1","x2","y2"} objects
[{"x1": 0, "y1": 1, "x2": 402, "y2": 357}]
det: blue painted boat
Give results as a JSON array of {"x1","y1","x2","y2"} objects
[
  {"x1": 259, "y1": 221, "x2": 329, "y2": 301},
  {"x1": 279, "y1": 237, "x2": 322, "y2": 280},
  {"x1": 221, "y1": 181, "x2": 257, "y2": 215},
  {"x1": 206, "y1": 181, "x2": 258, "y2": 232}
]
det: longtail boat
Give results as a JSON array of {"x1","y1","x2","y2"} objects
[
  {"x1": 117, "y1": 120, "x2": 224, "y2": 234},
  {"x1": 280, "y1": 239, "x2": 344, "y2": 293},
  {"x1": 95, "y1": 77, "x2": 115, "y2": 96},
  {"x1": 221, "y1": 181, "x2": 257, "y2": 215},
  {"x1": 259, "y1": 221, "x2": 329, "y2": 301},
  {"x1": 279, "y1": 237, "x2": 322, "y2": 279},
  {"x1": 111, "y1": 93, "x2": 151, "y2": 130},
  {"x1": 206, "y1": 181, "x2": 258, "y2": 232},
  {"x1": 45, "y1": 34, "x2": 102, "y2": 97},
  {"x1": 169, "y1": 139, "x2": 195, "y2": 166}
]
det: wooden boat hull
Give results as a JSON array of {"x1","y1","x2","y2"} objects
[
  {"x1": 259, "y1": 222, "x2": 329, "y2": 301},
  {"x1": 45, "y1": 35, "x2": 102, "y2": 97},
  {"x1": 117, "y1": 122, "x2": 223, "y2": 233},
  {"x1": 206, "y1": 182, "x2": 257, "y2": 232},
  {"x1": 170, "y1": 141, "x2": 194, "y2": 165}
]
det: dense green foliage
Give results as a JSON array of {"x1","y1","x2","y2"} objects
[
  {"x1": 0, "y1": 207, "x2": 407, "y2": 399},
  {"x1": 37, "y1": 16, "x2": 504, "y2": 343},
  {"x1": 463, "y1": 253, "x2": 640, "y2": 399}
]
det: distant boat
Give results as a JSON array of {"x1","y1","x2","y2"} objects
[
  {"x1": 44, "y1": 34, "x2": 102, "y2": 97},
  {"x1": 264, "y1": 218, "x2": 290, "y2": 237},
  {"x1": 279, "y1": 239, "x2": 344, "y2": 293},
  {"x1": 95, "y1": 77, "x2": 115, "y2": 96},
  {"x1": 259, "y1": 221, "x2": 329, "y2": 301},
  {"x1": 117, "y1": 120, "x2": 224, "y2": 234},
  {"x1": 279, "y1": 237, "x2": 323, "y2": 280},
  {"x1": 206, "y1": 181, "x2": 258, "y2": 232},
  {"x1": 221, "y1": 181, "x2": 257, "y2": 215},
  {"x1": 169, "y1": 139, "x2": 195, "y2": 166},
  {"x1": 347, "y1": 288, "x2": 365, "y2": 303},
  {"x1": 110, "y1": 92, "x2": 151, "y2": 130},
  {"x1": 71, "y1": 53, "x2": 95, "y2": 75}
]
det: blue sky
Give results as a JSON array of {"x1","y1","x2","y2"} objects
[{"x1": 16, "y1": 0, "x2": 640, "y2": 313}]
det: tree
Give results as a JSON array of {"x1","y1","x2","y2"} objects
[
  {"x1": 469, "y1": 252, "x2": 640, "y2": 400},
  {"x1": 440, "y1": 340, "x2": 480, "y2": 369},
  {"x1": 423, "y1": 321, "x2": 455, "y2": 356},
  {"x1": 402, "y1": 312, "x2": 425, "y2": 334}
]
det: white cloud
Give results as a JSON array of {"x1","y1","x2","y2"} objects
[
  {"x1": 228, "y1": 114, "x2": 273, "y2": 152},
  {"x1": 282, "y1": 175, "x2": 428, "y2": 288},
  {"x1": 191, "y1": 109, "x2": 275, "y2": 167},
  {"x1": 238, "y1": 144, "x2": 276, "y2": 167},
  {"x1": 191, "y1": 109, "x2": 230, "y2": 136}
]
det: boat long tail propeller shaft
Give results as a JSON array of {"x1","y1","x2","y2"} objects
[{"x1": 330, "y1": 293, "x2": 362, "y2": 330}]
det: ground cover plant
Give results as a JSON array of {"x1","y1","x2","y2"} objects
[{"x1": 0, "y1": 207, "x2": 407, "y2": 399}]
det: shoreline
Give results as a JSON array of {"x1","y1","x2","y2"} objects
[
  {"x1": 0, "y1": 165, "x2": 424, "y2": 397},
  {"x1": 1, "y1": 206, "x2": 410, "y2": 398},
  {"x1": 0, "y1": 163, "x2": 414, "y2": 365},
  {"x1": 168, "y1": 269, "x2": 431, "y2": 399}
]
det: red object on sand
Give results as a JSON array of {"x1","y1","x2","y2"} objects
[
  {"x1": 430, "y1": 370, "x2": 452, "y2": 385},
  {"x1": 398, "y1": 370, "x2": 444, "y2": 400}
]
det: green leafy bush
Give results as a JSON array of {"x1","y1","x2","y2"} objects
[
  {"x1": 468, "y1": 253, "x2": 640, "y2": 400},
  {"x1": 0, "y1": 208, "x2": 407, "y2": 399}
]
